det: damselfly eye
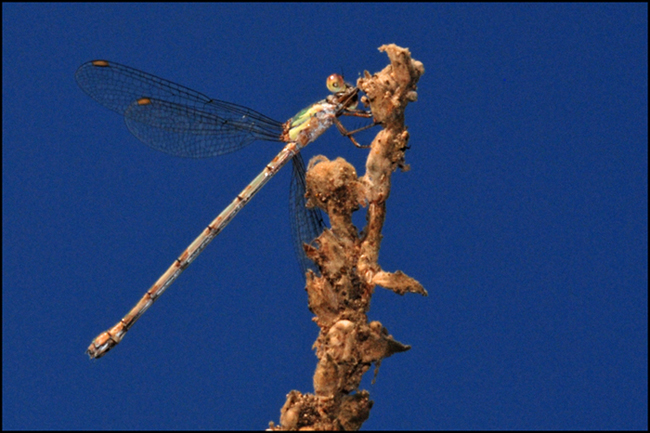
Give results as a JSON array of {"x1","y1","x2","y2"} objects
[{"x1": 326, "y1": 74, "x2": 346, "y2": 93}]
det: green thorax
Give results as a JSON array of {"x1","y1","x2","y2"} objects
[{"x1": 287, "y1": 101, "x2": 329, "y2": 142}]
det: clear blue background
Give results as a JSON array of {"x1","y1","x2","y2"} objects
[{"x1": 3, "y1": 4, "x2": 647, "y2": 430}]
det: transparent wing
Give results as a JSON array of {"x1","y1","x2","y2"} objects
[
  {"x1": 290, "y1": 154, "x2": 327, "y2": 276},
  {"x1": 76, "y1": 60, "x2": 284, "y2": 158}
]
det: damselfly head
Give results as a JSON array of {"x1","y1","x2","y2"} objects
[
  {"x1": 326, "y1": 74, "x2": 359, "y2": 111},
  {"x1": 326, "y1": 74, "x2": 349, "y2": 94}
]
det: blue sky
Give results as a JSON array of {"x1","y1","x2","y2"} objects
[{"x1": 2, "y1": 3, "x2": 647, "y2": 430}]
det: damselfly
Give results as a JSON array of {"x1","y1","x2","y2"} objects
[{"x1": 76, "y1": 60, "x2": 373, "y2": 359}]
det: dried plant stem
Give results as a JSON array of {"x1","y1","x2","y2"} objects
[{"x1": 270, "y1": 44, "x2": 426, "y2": 431}]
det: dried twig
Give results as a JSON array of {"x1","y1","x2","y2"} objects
[{"x1": 270, "y1": 44, "x2": 426, "y2": 431}]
